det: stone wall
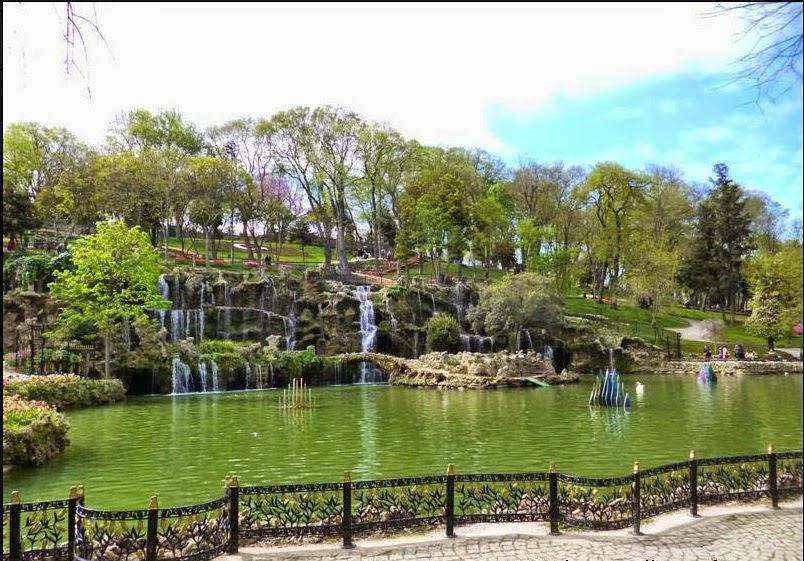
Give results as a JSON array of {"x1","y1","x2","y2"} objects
[{"x1": 662, "y1": 360, "x2": 803, "y2": 376}]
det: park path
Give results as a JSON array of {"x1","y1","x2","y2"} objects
[{"x1": 223, "y1": 500, "x2": 802, "y2": 561}]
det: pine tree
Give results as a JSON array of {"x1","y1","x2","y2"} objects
[
  {"x1": 678, "y1": 164, "x2": 753, "y2": 314},
  {"x1": 710, "y1": 164, "x2": 753, "y2": 318}
]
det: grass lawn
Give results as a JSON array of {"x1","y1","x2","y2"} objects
[
  {"x1": 163, "y1": 237, "x2": 328, "y2": 267},
  {"x1": 563, "y1": 295, "x2": 802, "y2": 356}
]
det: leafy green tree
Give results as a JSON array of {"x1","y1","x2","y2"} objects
[
  {"x1": 467, "y1": 273, "x2": 562, "y2": 342},
  {"x1": 184, "y1": 156, "x2": 238, "y2": 264},
  {"x1": 745, "y1": 244, "x2": 803, "y2": 349},
  {"x1": 109, "y1": 109, "x2": 203, "y2": 256},
  {"x1": 579, "y1": 162, "x2": 646, "y2": 301},
  {"x1": 425, "y1": 313, "x2": 461, "y2": 352},
  {"x1": 49, "y1": 220, "x2": 169, "y2": 377}
]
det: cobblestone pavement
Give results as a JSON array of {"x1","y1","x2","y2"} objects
[{"x1": 226, "y1": 505, "x2": 802, "y2": 561}]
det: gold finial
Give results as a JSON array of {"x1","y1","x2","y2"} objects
[
  {"x1": 11, "y1": 491, "x2": 21, "y2": 504},
  {"x1": 549, "y1": 461, "x2": 556, "y2": 473},
  {"x1": 767, "y1": 444, "x2": 773, "y2": 455},
  {"x1": 689, "y1": 450, "x2": 695, "y2": 460},
  {"x1": 633, "y1": 460, "x2": 640, "y2": 473},
  {"x1": 228, "y1": 475, "x2": 239, "y2": 487},
  {"x1": 148, "y1": 496, "x2": 158, "y2": 510},
  {"x1": 77, "y1": 485, "x2": 85, "y2": 497},
  {"x1": 342, "y1": 471, "x2": 352, "y2": 483},
  {"x1": 446, "y1": 464, "x2": 456, "y2": 476},
  {"x1": 69, "y1": 486, "x2": 79, "y2": 499}
]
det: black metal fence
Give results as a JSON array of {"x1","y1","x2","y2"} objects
[{"x1": 3, "y1": 449, "x2": 801, "y2": 561}]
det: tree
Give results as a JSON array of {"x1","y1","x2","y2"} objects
[
  {"x1": 467, "y1": 273, "x2": 562, "y2": 344},
  {"x1": 745, "y1": 243, "x2": 803, "y2": 349},
  {"x1": 706, "y1": 2, "x2": 803, "y2": 102},
  {"x1": 627, "y1": 166, "x2": 693, "y2": 319},
  {"x1": 309, "y1": 106, "x2": 362, "y2": 275},
  {"x1": 355, "y1": 121, "x2": 411, "y2": 262},
  {"x1": 49, "y1": 220, "x2": 169, "y2": 377},
  {"x1": 108, "y1": 109, "x2": 203, "y2": 257},
  {"x1": 711, "y1": 164, "x2": 754, "y2": 319},
  {"x1": 184, "y1": 156, "x2": 238, "y2": 265},
  {"x1": 207, "y1": 117, "x2": 275, "y2": 260},
  {"x1": 579, "y1": 163, "x2": 646, "y2": 302},
  {"x1": 259, "y1": 107, "x2": 337, "y2": 271}
]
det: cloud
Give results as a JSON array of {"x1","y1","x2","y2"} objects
[{"x1": 3, "y1": 2, "x2": 746, "y2": 151}]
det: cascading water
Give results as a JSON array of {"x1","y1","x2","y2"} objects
[
  {"x1": 198, "y1": 361, "x2": 208, "y2": 392},
  {"x1": 283, "y1": 292, "x2": 297, "y2": 351},
  {"x1": 244, "y1": 362, "x2": 252, "y2": 389},
  {"x1": 453, "y1": 282, "x2": 467, "y2": 323},
  {"x1": 171, "y1": 357, "x2": 192, "y2": 394},
  {"x1": 157, "y1": 275, "x2": 170, "y2": 328},
  {"x1": 355, "y1": 285, "x2": 379, "y2": 383},
  {"x1": 210, "y1": 360, "x2": 219, "y2": 391}
]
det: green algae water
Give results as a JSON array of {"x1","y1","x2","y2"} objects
[{"x1": 3, "y1": 374, "x2": 802, "y2": 508}]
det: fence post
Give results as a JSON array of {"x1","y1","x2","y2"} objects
[
  {"x1": 67, "y1": 487, "x2": 79, "y2": 561},
  {"x1": 341, "y1": 472, "x2": 355, "y2": 549},
  {"x1": 632, "y1": 461, "x2": 641, "y2": 535},
  {"x1": 768, "y1": 445, "x2": 779, "y2": 509},
  {"x1": 548, "y1": 461, "x2": 559, "y2": 535},
  {"x1": 689, "y1": 450, "x2": 698, "y2": 517},
  {"x1": 226, "y1": 475, "x2": 240, "y2": 554},
  {"x1": 146, "y1": 496, "x2": 158, "y2": 561},
  {"x1": 445, "y1": 464, "x2": 455, "y2": 538},
  {"x1": 9, "y1": 490, "x2": 22, "y2": 561}
]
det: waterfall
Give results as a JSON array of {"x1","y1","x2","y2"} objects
[
  {"x1": 284, "y1": 292, "x2": 297, "y2": 351},
  {"x1": 157, "y1": 275, "x2": 170, "y2": 329},
  {"x1": 198, "y1": 361, "x2": 208, "y2": 392},
  {"x1": 171, "y1": 310, "x2": 185, "y2": 342},
  {"x1": 453, "y1": 283, "x2": 466, "y2": 323},
  {"x1": 244, "y1": 362, "x2": 252, "y2": 389},
  {"x1": 195, "y1": 283, "x2": 205, "y2": 341},
  {"x1": 609, "y1": 348, "x2": 615, "y2": 371},
  {"x1": 268, "y1": 363, "x2": 275, "y2": 386},
  {"x1": 171, "y1": 357, "x2": 192, "y2": 394},
  {"x1": 355, "y1": 285, "x2": 379, "y2": 383},
  {"x1": 222, "y1": 282, "x2": 232, "y2": 339},
  {"x1": 210, "y1": 360, "x2": 220, "y2": 391}
]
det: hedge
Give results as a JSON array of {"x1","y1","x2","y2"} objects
[
  {"x1": 4, "y1": 374, "x2": 125, "y2": 410},
  {"x1": 3, "y1": 395, "x2": 70, "y2": 466}
]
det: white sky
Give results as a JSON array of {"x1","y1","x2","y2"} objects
[{"x1": 3, "y1": 2, "x2": 745, "y2": 152}]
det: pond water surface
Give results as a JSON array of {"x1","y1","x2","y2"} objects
[{"x1": 3, "y1": 374, "x2": 802, "y2": 508}]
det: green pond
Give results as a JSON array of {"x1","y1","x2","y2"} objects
[{"x1": 3, "y1": 374, "x2": 802, "y2": 509}]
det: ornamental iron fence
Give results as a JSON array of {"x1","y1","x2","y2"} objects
[{"x1": 3, "y1": 449, "x2": 801, "y2": 561}]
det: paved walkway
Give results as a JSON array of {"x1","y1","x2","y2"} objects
[{"x1": 225, "y1": 501, "x2": 802, "y2": 560}]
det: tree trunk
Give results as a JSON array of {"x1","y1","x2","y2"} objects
[
  {"x1": 204, "y1": 228, "x2": 210, "y2": 266},
  {"x1": 336, "y1": 198, "x2": 349, "y2": 276},
  {"x1": 371, "y1": 186, "x2": 381, "y2": 265},
  {"x1": 104, "y1": 331, "x2": 111, "y2": 379}
]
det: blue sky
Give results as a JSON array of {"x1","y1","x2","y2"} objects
[
  {"x1": 3, "y1": 3, "x2": 802, "y2": 223},
  {"x1": 489, "y1": 73, "x2": 803, "y2": 221}
]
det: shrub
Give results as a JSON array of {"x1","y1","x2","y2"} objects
[
  {"x1": 4, "y1": 375, "x2": 125, "y2": 410},
  {"x1": 426, "y1": 313, "x2": 461, "y2": 352},
  {"x1": 3, "y1": 395, "x2": 70, "y2": 466}
]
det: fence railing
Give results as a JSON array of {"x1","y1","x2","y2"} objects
[{"x1": 3, "y1": 449, "x2": 801, "y2": 561}]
